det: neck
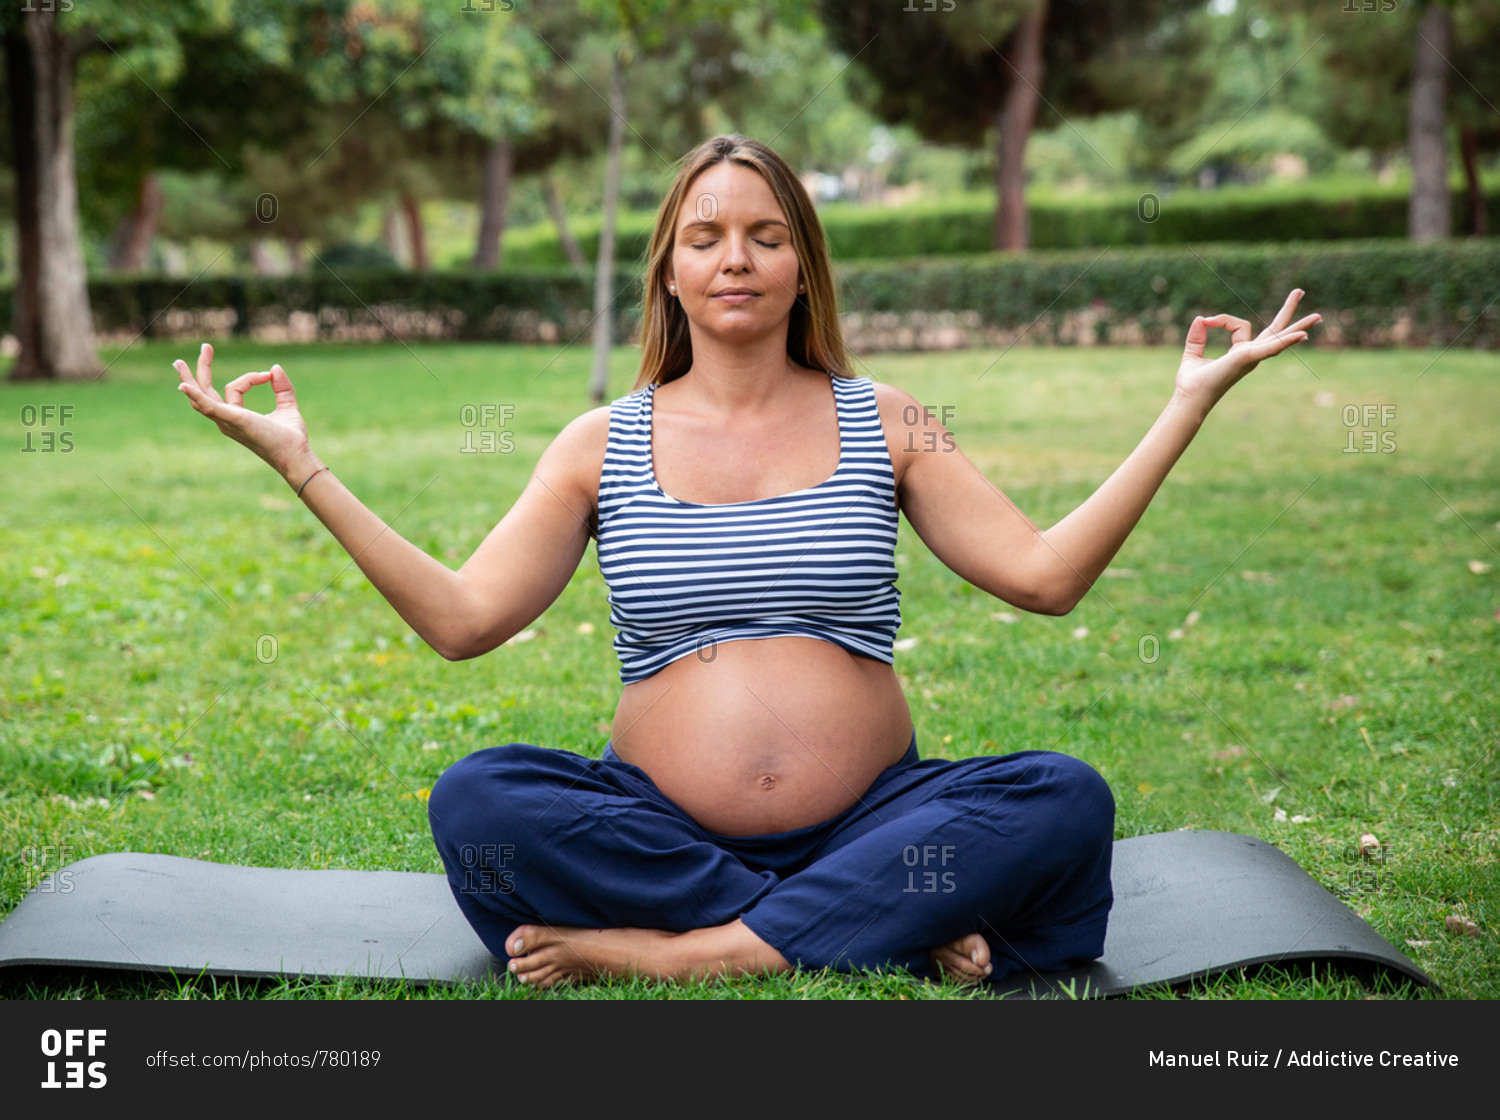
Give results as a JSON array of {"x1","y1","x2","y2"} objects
[{"x1": 668, "y1": 330, "x2": 815, "y2": 413}]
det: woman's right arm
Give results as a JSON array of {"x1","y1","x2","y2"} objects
[{"x1": 176, "y1": 344, "x2": 605, "y2": 661}]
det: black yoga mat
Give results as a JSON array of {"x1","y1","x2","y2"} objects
[
  {"x1": 0, "y1": 831, "x2": 1434, "y2": 996},
  {"x1": 991, "y1": 830, "x2": 1434, "y2": 998}
]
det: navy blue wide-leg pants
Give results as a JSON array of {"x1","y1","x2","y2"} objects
[{"x1": 427, "y1": 734, "x2": 1114, "y2": 983}]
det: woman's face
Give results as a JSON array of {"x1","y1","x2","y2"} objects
[{"x1": 664, "y1": 161, "x2": 803, "y2": 346}]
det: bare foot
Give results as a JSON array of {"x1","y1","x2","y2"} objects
[
  {"x1": 930, "y1": 932, "x2": 992, "y2": 983},
  {"x1": 504, "y1": 920, "x2": 791, "y2": 989}
]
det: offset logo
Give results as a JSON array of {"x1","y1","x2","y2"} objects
[{"x1": 40, "y1": 1029, "x2": 107, "y2": 1089}]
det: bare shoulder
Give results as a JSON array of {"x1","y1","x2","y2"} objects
[
  {"x1": 870, "y1": 379, "x2": 925, "y2": 426},
  {"x1": 545, "y1": 404, "x2": 612, "y2": 464},
  {"x1": 533, "y1": 404, "x2": 612, "y2": 521},
  {"x1": 869, "y1": 379, "x2": 952, "y2": 490}
]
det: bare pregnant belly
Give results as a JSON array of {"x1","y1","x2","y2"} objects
[{"x1": 609, "y1": 637, "x2": 915, "y2": 836}]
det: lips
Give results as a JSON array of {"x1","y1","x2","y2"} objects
[{"x1": 712, "y1": 289, "x2": 758, "y2": 297}]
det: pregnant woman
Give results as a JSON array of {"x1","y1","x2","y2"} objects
[{"x1": 176, "y1": 134, "x2": 1320, "y2": 989}]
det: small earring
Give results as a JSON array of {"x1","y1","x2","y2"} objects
[{"x1": 797, "y1": 284, "x2": 805, "y2": 292}]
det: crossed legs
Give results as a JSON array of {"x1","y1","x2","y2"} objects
[{"x1": 427, "y1": 742, "x2": 1113, "y2": 989}]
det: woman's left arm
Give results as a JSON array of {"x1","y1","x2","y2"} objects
[{"x1": 891, "y1": 289, "x2": 1321, "y2": 616}]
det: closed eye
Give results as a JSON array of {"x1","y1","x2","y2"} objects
[{"x1": 691, "y1": 240, "x2": 781, "y2": 250}]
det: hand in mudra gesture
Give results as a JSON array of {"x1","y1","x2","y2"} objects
[
  {"x1": 1176, "y1": 289, "x2": 1322, "y2": 412},
  {"x1": 175, "y1": 343, "x2": 312, "y2": 480}
]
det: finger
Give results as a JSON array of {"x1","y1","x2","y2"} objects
[
  {"x1": 1266, "y1": 289, "x2": 1304, "y2": 334},
  {"x1": 1253, "y1": 329, "x2": 1308, "y2": 357},
  {"x1": 1260, "y1": 315, "x2": 1319, "y2": 346},
  {"x1": 177, "y1": 379, "x2": 210, "y2": 412},
  {"x1": 1261, "y1": 309, "x2": 1322, "y2": 344},
  {"x1": 268, "y1": 364, "x2": 298, "y2": 409},
  {"x1": 178, "y1": 379, "x2": 235, "y2": 423},
  {"x1": 194, "y1": 342, "x2": 215, "y2": 393},
  {"x1": 1202, "y1": 314, "x2": 1253, "y2": 346},
  {"x1": 1182, "y1": 315, "x2": 1209, "y2": 359},
  {"x1": 224, "y1": 369, "x2": 272, "y2": 409}
]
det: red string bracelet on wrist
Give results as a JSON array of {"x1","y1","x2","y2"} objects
[{"x1": 296, "y1": 466, "x2": 330, "y2": 497}]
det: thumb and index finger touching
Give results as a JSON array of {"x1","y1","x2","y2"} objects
[
  {"x1": 174, "y1": 341, "x2": 295, "y2": 416},
  {"x1": 222, "y1": 365, "x2": 296, "y2": 409},
  {"x1": 1185, "y1": 290, "x2": 1318, "y2": 358}
]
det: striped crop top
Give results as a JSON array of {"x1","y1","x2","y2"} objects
[{"x1": 595, "y1": 373, "x2": 903, "y2": 684}]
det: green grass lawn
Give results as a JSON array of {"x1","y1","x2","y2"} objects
[{"x1": 1, "y1": 335, "x2": 1495, "y2": 1000}]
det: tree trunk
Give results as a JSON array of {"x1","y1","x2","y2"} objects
[
  {"x1": 284, "y1": 236, "x2": 306, "y2": 272},
  {"x1": 472, "y1": 137, "x2": 513, "y2": 270},
  {"x1": 992, "y1": 0, "x2": 1047, "y2": 252},
  {"x1": 248, "y1": 240, "x2": 278, "y2": 276},
  {"x1": 1459, "y1": 125, "x2": 1487, "y2": 237},
  {"x1": 588, "y1": 48, "x2": 627, "y2": 406},
  {"x1": 401, "y1": 194, "x2": 429, "y2": 272},
  {"x1": 381, "y1": 204, "x2": 404, "y2": 265},
  {"x1": 1407, "y1": 2, "x2": 1451, "y2": 243},
  {"x1": 4, "y1": 12, "x2": 101, "y2": 381},
  {"x1": 543, "y1": 174, "x2": 589, "y2": 269},
  {"x1": 107, "y1": 172, "x2": 163, "y2": 272}
]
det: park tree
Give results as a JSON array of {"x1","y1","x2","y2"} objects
[
  {"x1": 3, "y1": 5, "x2": 99, "y2": 379},
  {"x1": 364, "y1": 1, "x2": 551, "y2": 271},
  {"x1": 71, "y1": 14, "x2": 329, "y2": 276},
  {"x1": 815, "y1": 0, "x2": 1211, "y2": 251},
  {"x1": 545, "y1": 0, "x2": 818, "y2": 403},
  {"x1": 1, "y1": 1, "x2": 427, "y2": 378},
  {"x1": 1146, "y1": 5, "x2": 1333, "y2": 186},
  {"x1": 201, "y1": 1, "x2": 549, "y2": 272},
  {"x1": 0, "y1": 3, "x2": 240, "y2": 379},
  {"x1": 1265, "y1": 0, "x2": 1500, "y2": 240}
]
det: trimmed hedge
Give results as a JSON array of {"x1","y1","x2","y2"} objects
[
  {"x1": 834, "y1": 237, "x2": 1500, "y2": 349},
  {"x1": 2, "y1": 237, "x2": 1495, "y2": 351},
  {"x1": 498, "y1": 180, "x2": 1500, "y2": 268}
]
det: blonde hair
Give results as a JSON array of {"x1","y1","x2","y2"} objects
[{"x1": 631, "y1": 134, "x2": 855, "y2": 391}]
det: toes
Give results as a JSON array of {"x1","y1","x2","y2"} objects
[
  {"x1": 509, "y1": 960, "x2": 576, "y2": 990},
  {"x1": 508, "y1": 960, "x2": 549, "y2": 986},
  {"x1": 508, "y1": 948, "x2": 553, "y2": 976},
  {"x1": 961, "y1": 932, "x2": 992, "y2": 973},
  {"x1": 931, "y1": 934, "x2": 994, "y2": 982},
  {"x1": 508, "y1": 925, "x2": 543, "y2": 957},
  {"x1": 522, "y1": 964, "x2": 556, "y2": 988},
  {"x1": 931, "y1": 947, "x2": 982, "y2": 980}
]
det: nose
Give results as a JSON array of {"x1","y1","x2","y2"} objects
[{"x1": 720, "y1": 231, "x2": 754, "y2": 271}]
